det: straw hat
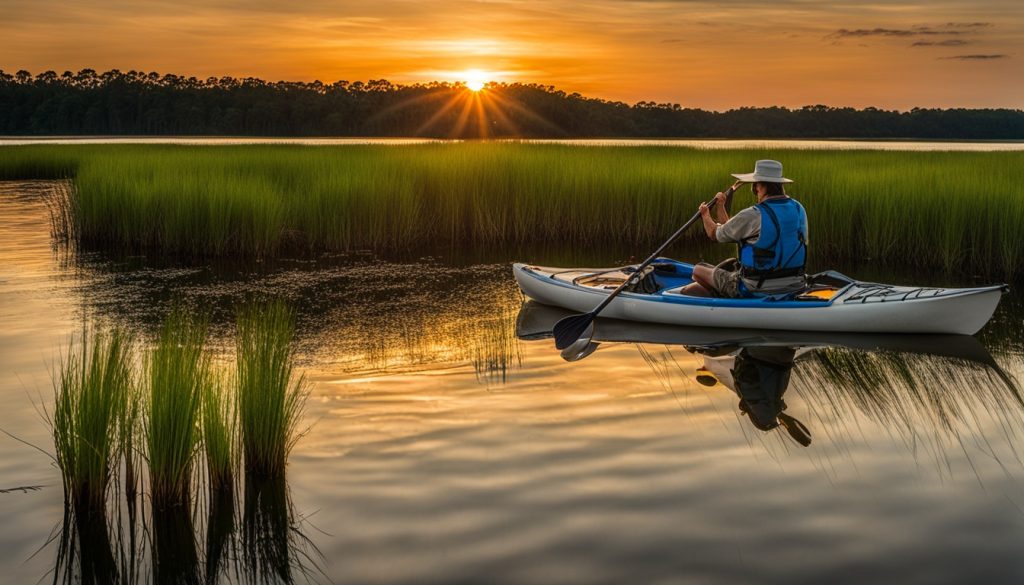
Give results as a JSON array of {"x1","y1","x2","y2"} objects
[{"x1": 731, "y1": 159, "x2": 793, "y2": 184}]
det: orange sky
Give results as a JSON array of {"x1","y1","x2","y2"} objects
[{"x1": 2, "y1": 0, "x2": 1021, "y2": 110}]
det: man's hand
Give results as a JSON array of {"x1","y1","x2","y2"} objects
[
  {"x1": 712, "y1": 191, "x2": 728, "y2": 208},
  {"x1": 700, "y1": 201, "x2": 717, "y2": 240}
]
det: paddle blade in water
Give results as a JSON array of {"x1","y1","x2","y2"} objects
[
  {"x1": 778, "y1": 413, "x2": 812, "y2": 447},
  {"x1": 553, "y1": 313, "x2": 595, "y2": 350},
  {"x1": 560, "y1": 339, "x2": 600, "y2": 362}
]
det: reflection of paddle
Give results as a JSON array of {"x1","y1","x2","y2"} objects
[
  {"x1": 778, "y1": 412, "x2": 812, "y2": 447},
  {"x1": 553, "y1": 182, "x2": 742, "y2": 351}
]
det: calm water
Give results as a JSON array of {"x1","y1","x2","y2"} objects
[
  {"x1": 2, "y1": 137, "x2": 1024, "y2": 151},
  {"x1": 2, "y1": 181, "x2": 1024, "y2": 584}
]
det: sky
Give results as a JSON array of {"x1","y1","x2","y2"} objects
[{"x1": 1, "y1": 0, "x2": 1021, "y2": 110}]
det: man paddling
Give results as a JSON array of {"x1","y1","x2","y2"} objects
[
  {"x1": 691, "y1": 344, "x2": 812, "y2": 447},
  {"x1": 681, "y1": 159, "x2": 808, "y2": 298}
]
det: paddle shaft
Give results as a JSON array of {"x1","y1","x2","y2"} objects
[
  {"x1": 551, "y1": 183, "x2": 741, "y2": 349},
  {"x1": 586, "y1": 185, "x2": 737, "y2": 318}
]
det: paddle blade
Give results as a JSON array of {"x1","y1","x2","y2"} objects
[
  {"x1": 778, "y1": 413, "x2": 812, "y2": 447},
  {"x1": 552, "y1": 313, "x2": 596, "y2": 350},
  {"x1": 560, "y1": 340, "x2": 600, "y2": 362}
]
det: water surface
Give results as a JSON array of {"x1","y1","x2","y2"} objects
[
  {"x1": 2, "y1": 181, "x2": 1024, "y2": 584},
  {"x1": 2, "y1": 137, "x2": 1023, "y2": 151}
]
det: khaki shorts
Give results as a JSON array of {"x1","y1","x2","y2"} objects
[{"x1": 710, "y1": 258, "x2": 744, "y2": 299}]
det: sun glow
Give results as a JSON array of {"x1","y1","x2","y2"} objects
[{"x1": 463, "y1": 69, "x2": 488, "y2": 91}]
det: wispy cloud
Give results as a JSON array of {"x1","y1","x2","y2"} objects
[
  {"x1": 911, "y1": 39, "x2": 970, "y2": 47},
  {"x1": 832, "y1": 27, "x2": 965, "y2": 38},
  {"x1": 830, "y1": 22, "x2": 992, "y2": 39},
  {"x1": 939, "y1": 54, "x2": 1008, "y2": 60}
]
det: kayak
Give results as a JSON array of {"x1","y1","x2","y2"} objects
[{"x1": 512, "y1": 259, "x2": 1008, "y2": 335}]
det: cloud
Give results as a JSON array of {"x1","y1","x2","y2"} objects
[
  {"x1": 831, "y1": 27, "x2": 965, "y2": 38},
  {"x1": 911, "y1": 39, "x2": 970, "y2": 47},
  {"x1": 939, "y1": 54, "x2": 1008, "y2": 60},
  {"x1": 830, "y1": 22, "x2": 992, "y2": 40}
]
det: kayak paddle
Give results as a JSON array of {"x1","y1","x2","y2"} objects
[
  {"x1": 778, "y1": 412, "x2": 812, "y2": 446},
  {"x1": 552, "y1": 182, "x2": 742, "y2": 350}
]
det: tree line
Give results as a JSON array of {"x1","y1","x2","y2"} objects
[{"x1": 2, "y1": 69, "x2": 1022, "y2": 139}]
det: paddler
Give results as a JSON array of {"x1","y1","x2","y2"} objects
[
  {"x1": 690, "y1": 344, "x2": 812, "y2": 447},
  {"x1": 681, "y1": 159, "x2": 808, "y2": 298}
]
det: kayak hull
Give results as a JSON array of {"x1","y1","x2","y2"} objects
[{"x1": 512, "y1": 261, "x2": 1006, "y2": 335}]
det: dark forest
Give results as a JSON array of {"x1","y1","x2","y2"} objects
[{"x1": 2, "y1": 69, "x2": 1022, "y2": 139}]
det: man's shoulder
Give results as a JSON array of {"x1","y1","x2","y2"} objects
[
  {"x1": 717, "y1": 205, "x2": 761, "y2": 243},
  {"x1": 730, "y1": 206, "x2": 762, "y2": 222}
]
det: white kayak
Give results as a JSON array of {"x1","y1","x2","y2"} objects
[{"x1": 512, "y1": 259, "x2": 1008, "y2": 335}]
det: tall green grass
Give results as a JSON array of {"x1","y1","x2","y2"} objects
[
  {"x1": 201, "y1": 370, "x2": 236, "y2": 493},
  {"x1": 145, "y1": 308, "x2": 208, "y2": 506},
  {"x1": 5, "y1": 144, "x2": 1021, "y2": 276},
  {"x1": 51, "y1": 328, "x2": 135, "y2": 511},
  {"x1": 236, "y1": 301, "x2": 309, "y2": 477}
]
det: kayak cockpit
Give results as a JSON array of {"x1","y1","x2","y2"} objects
[{"x1": 531, "y1": 259, "x2": 852, "y2": 306}]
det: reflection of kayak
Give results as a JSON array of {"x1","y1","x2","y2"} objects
[
  {"x1": 515, "y1": 300, "x2": 998, "y2": 366},
  {"x1": 512, "y1": 259, "x2": 1007, "y2": 335}
]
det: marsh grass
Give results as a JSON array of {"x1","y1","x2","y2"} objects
[
  {"x1": 468, "y1": 308, "x2": 522, "y2": 383},
  {"x1": 122, "y1": 373, "x2": 142, "y2": 502},
  {"x1": 51, "y1": 328, "x2": 135, "y2": 512},
  {"x1": 145, "y1": 308, "x2": 209, "y2": 507},
  {"x1": 201, "y1": 369, "x2": 236, "y2": 494},
  {"x1": 42, "y1": 303, "x2": 315, "y2": 583},
  {"x1": 3, "y1": 144, "x2": 1023, "y2": 277},
  {"x1": 236, "y1": 301, "x2": 309, "y2": 477}
]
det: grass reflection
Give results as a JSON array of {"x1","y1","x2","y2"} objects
[
  {"x1": 151, "y1": 502, "x2": 200, "y2": 585},
  {"x1": 49, "y1": 471, "x2": 323, "y2": 585},
  {"x1": 791, "y1": 349, "x2": 1024, "y2": 471}
]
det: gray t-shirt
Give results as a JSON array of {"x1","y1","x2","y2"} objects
[{"x1": 715, "y1": 198, "x2": 808, "y2": 293}]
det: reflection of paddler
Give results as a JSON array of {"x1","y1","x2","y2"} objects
[{"x1": 691, "y1": 346, "x2": 812, "y2": 447}]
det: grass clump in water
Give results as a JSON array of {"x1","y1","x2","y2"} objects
[
  {"x1": 145, "y1": 308, "x2": 208, "y2": 507},
  {"x1": 51, "y1": 328, "x2": 135, "y2": 511},
  {"x1": 236, "y1": 301, "x2": 309, "y2": 477},
  {"x1": 201, "y1": 370, "x2": 237, "y2": 494}
]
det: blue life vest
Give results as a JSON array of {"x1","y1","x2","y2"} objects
[{"x1": 738, "y1": 197, "x2": 807, "y2": 286}]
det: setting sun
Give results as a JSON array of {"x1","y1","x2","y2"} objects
[{"x1": 464, "y1": 69, "x2": 487, "y2": 91}]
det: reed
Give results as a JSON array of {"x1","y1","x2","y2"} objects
[
  {"x1": 236, "y1": 300, "x2": 308, "y2": 477},
  {"x1": 201, "y1": 369, "x2": 236, "y2": 493},
  {"x1": 51, "y1": 328, "x2": 135, "y2": 512},
  {"x1": 145, "y1": 308, "x2": 208, "y2": 506},
  {"x1": 3, "y1": 144, "x2": 1023, "y2": 277}
]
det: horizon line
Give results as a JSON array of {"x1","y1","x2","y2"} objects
[{"x1": 3, "y1": 67, "x2": 1023, "y2": 114}]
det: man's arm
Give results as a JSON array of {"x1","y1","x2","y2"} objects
[
  {"x1": 714, "y1": 193, "x2": 730, "y2": 224},
  {"x1": 698, "y1": 190, "x2": 731, "y2": 240},
  {"x1": 699, "y1": 202, "x2": 718, "y2": 239}
]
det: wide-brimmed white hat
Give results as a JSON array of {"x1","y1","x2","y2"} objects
[{"x1": 731, "y1": 159, "x2": 793, "y2": 183}]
